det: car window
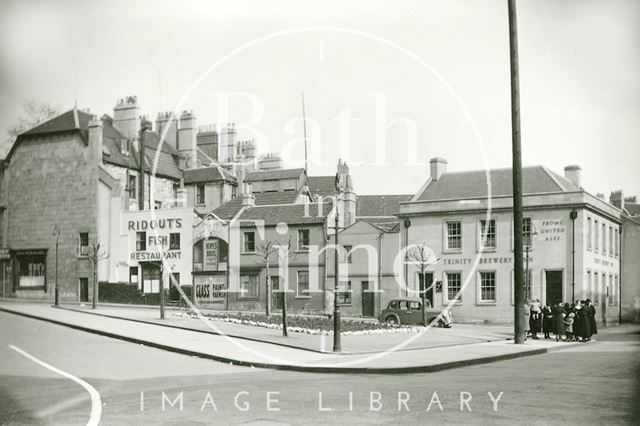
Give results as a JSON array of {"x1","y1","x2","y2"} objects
[
  {"x1": 397, "y1": 301, "x2": 409, "y2": 311},
  {"x1": 408, "y1": 301, "x2": 421, "y2": 310},
  {"x1": 388, "y1": 301, "x2": 397, "y2": 309},
  {"x1": 424, "y1": 300, "x2": 432, "y2": 308}
]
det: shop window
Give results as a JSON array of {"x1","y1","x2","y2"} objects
[
  {"x1": 243, "y1": 232, "x2": 255, "y2": 253},
  {"x1": 446, "y1": 221, "x2": 462, "y2": 250},
  {"x1": 479, "y1": 271, "x2": 496, "y2": 303},
  {"x1": 239, "y1": 274, "x2": 258, "y2": 299},
  {"x1": 297, "y1": 229, "x2": 310, "y2": 251},
  {"x1": 136, "y1": 232, "x2": 146, "y2": 251},
  {"x1": 129, "y1": 266, "x2": 138, "y2": 285},
  {"x1": 15, "y1": 251, "x2": 46, "y2": 290},
  {"x1": 479, "y1": 219, "x2": 496, "y2": 249},
  {"x1": 446, "y1": 272, "x2": 462, "y2": 302},
  {"x1": 337, "y1": 281, "x2": 352, "y2": 305},
  {"x1": 297, "y1": 270, "x2": 309, "y2": 297},
  {"x1": 79, "y1": 232, "x2": 89, "y2": 257},
  {"x1": 169, "y1": 233, "x2": 180, "y2": 250},
  {"x1": 196, "y1": 184, "x2": 205, "y2": 205}
]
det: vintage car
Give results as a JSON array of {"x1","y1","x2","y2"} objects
[{"x1": 379, "y1": 298, "x2": 453, "y2": 327}]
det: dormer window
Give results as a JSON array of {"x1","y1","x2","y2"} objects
[{"x1": 120, "y1": 139, "x2": 129, "y2": 156}]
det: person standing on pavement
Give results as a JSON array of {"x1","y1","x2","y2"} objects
[
  {"x1": 586, "y1": 299, "x2": 597, "y2": 338},
  {"x1": 564, "y1": 312, "x2": 575, "y2": 341},
  {"x1": 553, "y1": 302, "x2": 566, "y2": 342},
  {"x1": 577, "y1": 300, "x2": 591, "y2": 342},
  {"x1": 530, "y1": 301, "x2": 541, "y2": 339},
  {"x1": 542, "y1": 305, "x2": 553, "y2": 339},
  {"x1": 573, "y1": 301, "x2": 582, "y2": 340}
]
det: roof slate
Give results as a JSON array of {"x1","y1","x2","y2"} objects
[
  {"x1": 212, "y1": 190, "x2": 302, "y2": 219},
  {"x1": 356, "y1": 194, "x2": 412, "y2": 217},
  {"x1": 22, "y1": 108, "x2": 93, "y2": 136},
  {"x1": 184, "y1": 166, "x2": 237, "y2": 184},
  {"x1": 237, "y1": 202, "x2": 333, "y2": 226},
  {"x1": 416, "y1": 166, "x2": 581, "y2": 201},
  {"x1": 308, "y1": 176, "x2": 336, "y2": 198},
  {"x1": 244, "y1": 168, "x2": 305, "y2": 182}
]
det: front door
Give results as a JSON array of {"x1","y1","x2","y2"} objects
[
  {"x1": 419, "y1": 273, "x2": 434, "y2": 307},
  {"x1": 361, "y1": 281, "x2": 375, "y2": 317},
  {"x1": 80, "y1": 278, "x2": 89, "y2": 302},
  {"x1": 271, "y1": 276, "x2": 282, "y2": 310},
  {"x1": 545, "y1": 270, "x2": 563, "y2": 306}
]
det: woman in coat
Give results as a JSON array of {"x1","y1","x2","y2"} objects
[
  {"x1": 529, "y1": 303, "x2": 542, "y2": 339},
  {"x1": 577, "y1": 301, "x2": 591, "y2": 341},
  {"x1": 586, "y1": 299, "x2": 597, "y2": 337},
  {"x1": 542, "y1": 305, "x2": 553, "y2": 339},
  {"x1": 552, "y1": 302, "x2": 566, "y2": 342}
]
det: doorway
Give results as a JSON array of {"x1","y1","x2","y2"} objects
[
  {"x1": 361, "y1": 281, "x2": 375, "y2": 317},
  {"x1": 419, "y1": 272, "x2": 434, "y2": 307},
  {"x1": 545, "y1": 270, "x2": 563, "y2": 306},
  {"x1": 80, "y1": 278, "x2": 89, "y2": 302}
]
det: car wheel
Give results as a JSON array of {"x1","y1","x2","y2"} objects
[{"x1": 385, "y1": 316, "x2": 399, "y2": 325}]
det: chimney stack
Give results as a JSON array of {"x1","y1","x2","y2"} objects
[
  {"x1": 218, "y1": 123, "x2": 237, "y2": 163},
  {"x1": 156, "y1": 111, "x2": 179, "y2": 150},
  {"x1": 564, "y1": 165, "x2": 582, "y2": 188},
  {"x1": 609, "y1": 190, "x2": 624, "y2": 210},
  {"x1": 241, "y1": 182, "x2": 255, "y2": 207},
  {"x1": 429, "y1": 157, "x2": 447, "y2": 181},
  {"x1": 258, "y1": 153, "x2": 283, "y2": 171},
  {"x1": 89, "y1": 117, "x2": 104, "y2": 166},
  {"x1": 178, "y1": 111, "x2": 197, "y2": 168},
  {"x1": 113, "y1": 96, "x2": 140, "y2": 141}
]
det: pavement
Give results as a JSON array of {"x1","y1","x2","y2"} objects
[{"x1": 0, "y1": 300, "x2": 598, "y2": 374}]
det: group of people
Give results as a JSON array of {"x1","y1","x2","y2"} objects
[{"x1": 525, "y1": 299, "x2": 598, "y2": 342}]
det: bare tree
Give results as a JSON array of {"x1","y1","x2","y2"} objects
[
  {"x1": 254, "y1": 238, "x2": 296, "y2": 336},
  {"x1": 5, "y1": 99, "x2": 59, "y2": 154},
  {"x1": 87, "y1": 240, "x2": 109, "y2": 310},
  {"x1": 407, "y1": 243, "x2": 439, "y2": 326}
]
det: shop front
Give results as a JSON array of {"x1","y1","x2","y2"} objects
[{"x1": 192, "y1": 215, "x2": 229, "y2": 310}]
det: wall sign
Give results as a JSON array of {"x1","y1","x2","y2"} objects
[
  {"x1": 203, "y1": 239, "x2": 218, "y2": 270},
  {"x1": 194, "y1": 275, "x2": 226, "y2": 307}
]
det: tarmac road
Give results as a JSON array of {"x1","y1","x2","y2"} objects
[{"x1": 0, "y1": 310, "x2": 638, "y2": 425}]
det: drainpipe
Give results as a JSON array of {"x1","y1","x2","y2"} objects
[
  {"x1": 403, "y1": 219, "x2": 411, "y2": 297},
  {"x1": 377, "y1": 231, "x2": 383, "y2": 316},
  {"x1": 570, "y1": 210, "x2": 577, "y2": 303},
  {"x1": 618, "y1": 222, "x2": 623, "y2": 324}
]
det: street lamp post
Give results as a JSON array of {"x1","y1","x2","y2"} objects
[
  {"x1": 52, "y1": 225, "x2": 60, "y2": 307},
  {"x1": 333, "y1": 206, "x2": 341, "y2": 352}
]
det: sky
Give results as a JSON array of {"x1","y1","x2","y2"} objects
[{"x1": 0, "y1": 0, "x2": 638, "y2": 198}]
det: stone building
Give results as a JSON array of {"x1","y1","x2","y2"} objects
[
  {"x1": 609, "y1": 191, "x2": 640, "y2": 322},
  {"x1": 397, "y1": 158, "x2": 622, "y2": 325}
]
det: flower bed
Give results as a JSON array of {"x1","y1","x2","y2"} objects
[{"x1": 174, "y1": 310, "x2": 423, "y2": 336}]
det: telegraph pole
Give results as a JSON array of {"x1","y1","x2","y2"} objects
[
  {"x1": 333, "y1": 205, "x2": 341, "y2": 352},
  {"x1": 508, "y1": 0, "x2": 526, "y2": 344}
]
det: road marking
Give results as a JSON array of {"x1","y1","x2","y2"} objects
[{"x1": 9, "y1": 344, "x2": 102, "y2": 426}]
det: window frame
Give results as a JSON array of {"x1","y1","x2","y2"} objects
[
  {"x1": 444, "y1": 271, "x2": 463, "y2": 304},
  {"x1": 78, "y1": 232, "x2": 89, "y2": 257},
  {"x1": 297, "y1": 229, "x2": 310, "y2": 251},
  {"x1": 477, "y1": 271, "x2": 497, "y2": 305},
  {"x1": 136, "y1": 231, "x2": 146, "y2": 251},
  {"x1": 196, "y1": 184, "x2": 206, "y2": 205},
  {"x1": 296, "y1": 270, "x2": 310, "y2": 298},
  {"x1": 444, "y1": 220, "x2": 462, "y2": 252},
  {"x1": 478, "y1": 218, "x2": 497, "y2": 251},
  {"x1": 243, "y1": 231, "x2": 256, "y2": 253},
  {"x1": 169, "y1": 232, "x2": 181, "y2": 250},
  {"x1": 337, "y1": 280, "x2": 352, "y2": 305},
  {"x1": 239, "y1": 273, "x2": 259, "y2": 300},
  {"x1": 586, "y1": 216, "x2": 592, "y2": 250}
]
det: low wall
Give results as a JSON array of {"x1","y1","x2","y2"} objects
[{"x1": 98, "y1": 283, "x2": 192, "y2": 305}]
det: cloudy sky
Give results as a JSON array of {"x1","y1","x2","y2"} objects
[{"x1": 1, "y1": 0, "x2": 638, "y2": 198}]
